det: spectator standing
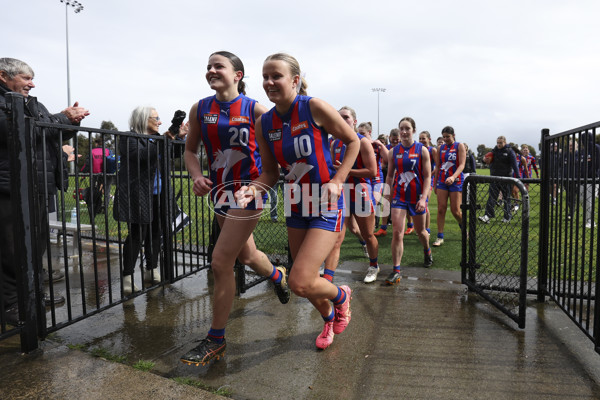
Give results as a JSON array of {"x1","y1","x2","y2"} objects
[
  {"x1": 478, "y1": 136, "x2": 519, "y2": 223},
  {"x1": 0, "y1": 58, "x2": 89, "y2": 323},
  {"x1": 578, "y1": 132, "x2": 600, "y2": 228}
]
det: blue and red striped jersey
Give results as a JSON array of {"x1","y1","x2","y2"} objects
[
  {"x1": 392, "y1": 141, "x2": 425, "y2": 204},
  {"x1": 261, "y1": 95, "x2": 340, "y2": 212},
  {"x1": 438, "y1": 141, "x2": 463, "y2": 185},
  {"x1": 196, "y1": 94, "x2": 261, "y2": 200}
]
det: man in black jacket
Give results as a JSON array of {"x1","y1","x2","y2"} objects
[
  {"x1": 0, "y1": 58, "x2": 89, "y2": 325},
  {"x1": 579, "y1": 132, "x2": 600, "y2": 228},
  {"x1": 478, "y1": 136, "x2": 519, "y2": 223}
]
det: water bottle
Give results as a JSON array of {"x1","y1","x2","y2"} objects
[{"x1": 71, "y1": 207, "x2": 77, "y2": 223}]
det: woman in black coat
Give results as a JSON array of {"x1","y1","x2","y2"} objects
[{"x1": 114, "y1": 106, "x2": 161, "y2": 294}]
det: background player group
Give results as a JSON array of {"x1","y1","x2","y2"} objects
[{"x1": 179, "y1": 50, "x2": 535, "y2": 365}]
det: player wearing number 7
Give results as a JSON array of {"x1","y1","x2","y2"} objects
[{"x1": 181, "y1": 51, "x2": 291, "y2": 367}]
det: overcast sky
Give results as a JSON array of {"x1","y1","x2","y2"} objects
[{"x1": 4, "y1": 0, "x2": 600, "y2": 150}]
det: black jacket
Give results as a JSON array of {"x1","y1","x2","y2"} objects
[
  {"x1": 0, "y1": 84, "x2": 76, "y2": 211},
  {"x1": 490, "y1": 145, "x2": 519, "y2": 177},
  {"x1": 113, "y1": 133, "x2": 159, "y2": 224}
]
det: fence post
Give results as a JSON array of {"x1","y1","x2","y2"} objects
[
  {"x1": 537, "y1": 128, "x2": 550, "y2": 302},
  {"x1": 6, "y1": 92, "x2": 40, "y2": 352}
]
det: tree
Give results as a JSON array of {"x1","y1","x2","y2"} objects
[
  {"x1": 100, "y1": 120, "x2": 118, "y2": 131},
  {"x1": 477, "y1": 144, "x2": 492, "y2": 162}
]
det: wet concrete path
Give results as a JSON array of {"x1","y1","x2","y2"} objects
[{"x1": 2, "y1": 262, "x2": 600, "y2": 399}]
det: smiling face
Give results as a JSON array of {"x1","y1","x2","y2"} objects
[
  {"x1": 0, "y1": 72, "x2": 35, "y2": 97},
  {"x1": 443, "y1": 132, "x2": 455, "y2": 145},
  {"x1": 206, "y1": 54, "x2": 241, "y2": 93},
  {"x1": 398, "y1": 120, "x2": 415, "y2": 146},
  {"x1": 419, "y1": 133, "x2": 430, "y2": 146},
  {"x1": 262, "y1": 59, "x2": 298, "y2": 106},
  {"x1": 147, "y1": 109, "x2": 161, "y2": 134}
]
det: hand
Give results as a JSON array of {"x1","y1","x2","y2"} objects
[
  {"x1": 234, "y1": 185, "x2": 257, "y2": 209},
  {"x1": 416, "y1": 198, "x2": 427, "y2": 213},
  {"x1": 191, "y1": 175, "x2": 213, "y2": 197},
  {"x1": 445, "y1": 176, "x2": 455, "y2": 185},
  {"x1": 62, "y1": 101, "x2": 90, "y2": 123},
  {"x1": 178, "y1": 121, "x2": 189, "y2": 139},
  {"x1": 320, "y1": 181, "x2": 342, "y2": 205},
  {"x1": 62, "y1": 144, "x2": 80, "y2": 162},
  {"x1": 333, "y1": 160, "x2": 342, "y2": 171}
]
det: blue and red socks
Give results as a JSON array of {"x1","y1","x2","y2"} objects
[
  {"x1": 369, "y1": 257, "x2": 378, "y2": 269},
  {"x1": 323, "y1": 268, "x2": 335, "y2": 282},
  {"x1": 268, "y1": 265, "x2": 283, "y2": 284},
  {"x1": 393, "y1": 265, "x2": 402, "y2": 274},
  {"x1": 322, "y1": 307, "x2": 335, "y2": 322},
  {"x1": 332, "y1": 286, "x2": 347, "y2": 306},
  {"x1": 407, "y1": 222, "x2": 414, "y2": 229},
  {"x1": 207, "y1": 327, "x2": 225, "y2": 344}
]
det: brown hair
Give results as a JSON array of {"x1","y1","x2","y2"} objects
[{"x1": 211, "y1": 51, "x2": 246, "y2": 95}]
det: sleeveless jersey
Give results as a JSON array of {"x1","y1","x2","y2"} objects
[
  {"x1": 331, "y1": 133, "x2": 372, "y2": 202},
  {"x1": 438, "y1": 141, "x2": 463, "y2": 185},
  {"x1": 516, "y1": 155, "x2": 528, "y2": 178},
  {"x1": 427, "y1": 145, "x2": 435, "y2": 186},
  {"x1": 261, "y1": 95, "x2": 340, "y2": 213},
  {"x1": 196, "y1": 94, "x2": 261, "y2": 203},
  {"x1": 391, "y1": 141, "x2": 425, "y2": 204},
  {"x1": 372, "y1": 142, "x2": 384, "y2": 184},
  {"x1": 525, "y1": 154, "x2": 538, "y2": 177}
]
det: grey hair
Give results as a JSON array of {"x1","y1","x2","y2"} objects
[
  {"x1": 129, "y1": 106, "x2": 155, "y2": 135},
  {"x1": 0, "y1": 58, "x2": 35, "y2": 78}
]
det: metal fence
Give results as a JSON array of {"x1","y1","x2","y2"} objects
[
  {"x1": 540, "y1": 127, "x2": 600, "y2": 352},
  {"x1": 0, "y1": 93, "x2": 289, "y2": 352},
  {"x1": 462, "y1": 176, "x2": 531, "y2": 328}
]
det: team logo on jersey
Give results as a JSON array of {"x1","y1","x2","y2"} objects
[
  {"x1": 291, "y1": 121, "x2": 308, "y2": 136},
  {"x1": 334, "y1": 148, "x2": 342, "y2": 154},
  {"x1": 204, "y1": 114, "x2": 218, "y2": 124},
  {"x1": 396, "y1": 153, "x2": 403, "y2": 159},
  {"x1": 221, "y1": 108, "x2": 230, "y2": 117},
  {"x1": 230, "y1": 116, "x2": 250, "y2": 125},
  {"x1": 268, "y1": 129, "x2": 282, "y2": 141}
]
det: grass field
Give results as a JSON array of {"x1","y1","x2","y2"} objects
[
  {"x1": 340, "y1": 169, "x2": 491, "y2": 271},
  {"x1": 62, "y1": 168, "x2": 537, "y2": 274}
]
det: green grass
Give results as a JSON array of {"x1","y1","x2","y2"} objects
[
  {"x1": 90, "y1": 347, "x2": 127, "y2": 363},
  {"x1": 132, "y1": 360, "x2": 155, "y2": 372},
  {"x1": 172, "y1": 377, "x2": 232, "y2": 397}
]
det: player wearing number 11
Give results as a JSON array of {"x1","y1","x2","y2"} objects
[{"x1": 181, "y1": 51, "x2": 290, "y2": 367}]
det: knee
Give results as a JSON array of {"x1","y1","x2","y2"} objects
[
  {"x1": 288, "y1": 276, "x2": 314, "y2": 298},
  {"x1": 392, "y1": 230, "x2": 404, "y2": 242},
  {"x1": 210, "y1": 254, "x2": 234, "y2": 277},
  {"x1": 236, "y1": 252, "x2": 255, "y2": 267}
]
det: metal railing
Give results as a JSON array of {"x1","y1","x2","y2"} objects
[{"x1": 0, "y1": 93, "x2": 289, "y2": 352}]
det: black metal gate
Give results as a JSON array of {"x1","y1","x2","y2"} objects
[
  {"x1": 540, "y1": 126, "x2": 600, "y2": 354},
  {"x1": 462, "y1": 175, "x2": 530, "y2": 328}
]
